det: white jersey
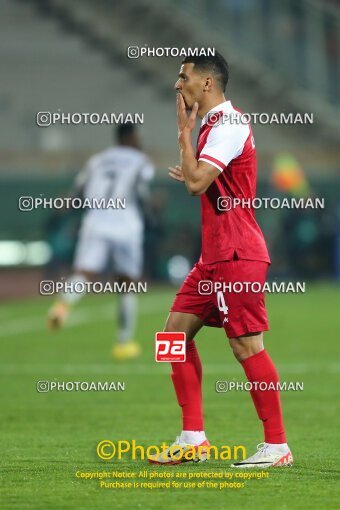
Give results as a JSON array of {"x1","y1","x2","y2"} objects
[{"x1": 77, "y1": 146, "x2": 154, "y2": 240}]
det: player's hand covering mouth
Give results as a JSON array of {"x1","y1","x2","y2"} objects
[{"x1": 179, "y1": 93, "x2": 190, "y2": 110}]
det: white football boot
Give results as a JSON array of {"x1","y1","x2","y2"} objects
[
  {"x1": 148, "y1": 436, "x2": 210, "y2": 465},
  {"x1": 231, "y1": 442, "x2": 293, "y2": 468}
]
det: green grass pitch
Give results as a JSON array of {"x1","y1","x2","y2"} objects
[{"x1": 1, "y1": 284, "x2": 340, "y2": 509}]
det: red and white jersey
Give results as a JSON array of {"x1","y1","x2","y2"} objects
[{"x1": 197, "y1": 100, "x2": 270, "y2": 265}]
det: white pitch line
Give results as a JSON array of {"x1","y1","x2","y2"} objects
[{"x1": 0, "y1": 297, "x2": 171, "y2": 338}]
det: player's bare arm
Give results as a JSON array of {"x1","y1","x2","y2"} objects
[{"x1": 176, "y1": 93, "x2": 219, "y2": 195}]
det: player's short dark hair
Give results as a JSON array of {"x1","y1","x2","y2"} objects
[
  {"x1": 116, "y1": 122, "x2": 136, "y2": 142},
  {"x1": 181, "y1": 51, "x2": 229, "y2": 92}
]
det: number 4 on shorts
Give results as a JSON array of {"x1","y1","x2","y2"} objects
[{"x1": 217, "y1": 291, "x2": 228, "y2": 321}]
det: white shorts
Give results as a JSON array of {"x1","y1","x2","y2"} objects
[{"x1": 73, "y1": 230, "x2": 143, "y2": 279}]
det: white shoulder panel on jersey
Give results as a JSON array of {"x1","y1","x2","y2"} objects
[{"x1": 199, "y1": 114, "x2": 250, "y2": 172}]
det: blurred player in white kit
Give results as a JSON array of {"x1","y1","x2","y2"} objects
[{"x1": 47, "y1": 122, "x2": 155, "y2": 360}]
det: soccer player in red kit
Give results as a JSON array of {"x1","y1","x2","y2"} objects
[{"x1": 148, "y1": 52, "x2": 293, "y2": 467}]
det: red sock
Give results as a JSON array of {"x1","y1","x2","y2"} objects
[
  {"x1": 241, "y1": 349, "x2": 286, "y2": 444},
  {"x1": 171, "y1": 340, "x2": 203, "y2": 430}
]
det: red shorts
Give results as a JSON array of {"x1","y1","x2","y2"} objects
[{"x1": 170, "y1": 259, "x2": 269, "y2": 338}]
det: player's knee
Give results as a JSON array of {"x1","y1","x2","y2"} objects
[
  {"x1": 79, "y1": 270, "x2": 94, "y2": 282},
  {"x1": 229, "y1": 333, "x2": 263, "y2": 362},
  {"x1": 116, "y1": 274, "x2": 134, "y2": 285},
  {"x1": 163, "y1": 314, "x2": 195, "y2": 343},
  {"x1": 229, "y1": 340, "x2": 247, "y2": 361},
  {"x1": 164, "y1": 313, "x2": 182, "y2": 333}
]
